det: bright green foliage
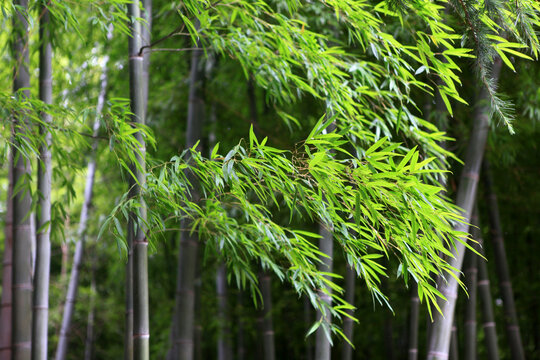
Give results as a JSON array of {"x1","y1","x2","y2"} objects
[
  {"x1": 0, "y1": 0, "x2": 539, "y2": 350},
  {"x1": 104, "y1": 123, "x2": 467, "y2": 336}
]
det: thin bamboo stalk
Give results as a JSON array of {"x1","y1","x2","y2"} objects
[
  {"x1": 482, "y1": 160, "x2": 525, "y2": 360},
  {"x1": 449, "y1": 323, "x2": 458, "y2": 360},
  {"x1": 0, "y1": 152, "x2": 14, "y2": 360},
  {"x1": 127, "y1": 2, "x2": 150, "y2": 359},
  {"x1": 471, "y1": 209, "x2": 500, "y2": 359},
  {"x1": 55, "y1": 24, "x2": 112, "y2": 360},
  {"x1": 216, "y1": 261, "x2": 231, "y2": 360},
  {"x1": 315, "y1": 222, "x2": 333, "y2": 360},
  {"x1": 342, "y1": 265, "x2": 355, "y2": 360},
  {"x1": 237, "y1": 292, "x2": 246, "y2": 360},
  {"x1": 167, "y1": 20, "x2": 204, "y2": 360},
  {"x1": 259, "y1": 272, "x2": 276, "y2": 360},
  {"x1": 304, "y1": 297, "x2": 313, "y2": 360},
  {"x1": 427, "y1": 58, "x2": 502, "y2": 360},
  {"x1": 84, "y1": 252, "x2": 96, "y2": 360},
  {"x1": 476, "y1": 234, "x2": 500, "y2": 360},
  {"x1": 31, "y1": 4, "x2": 53, "y2": 359},
  {"x1": 11, "y1": 1, "x2": 32, "y2": 358},
  {"x1": 464, "y1": 215, "x2": 479, "y2": 360},
  {"x1": 408, "y1": 282, "x2": 419, "y2": 360},
  {"x1": 141, "y1": 0, "x2": 152, "y2": 115},
  {"x1": 194, "y1": 251, "x2": 202, "y2": 360}
]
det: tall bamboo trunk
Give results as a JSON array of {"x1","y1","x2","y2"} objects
[
  {"x1": 476, "y1": 228, "x2": 500, "y2": 360},
  {"x1": 246, "y1": 77, "x2": 276, "y2": 360},
  {"x1": 315, "y1": 223, "x2": 333, "y2": 360},
  {"x1": 84, "y1": 254, "x2": 97, "y2": 360},
  {"x1": 141, "y1": 0, "x2": 152, "y2": 114},
  {"x1": 237, "y1": 292, "x2": 246, "y2": 360},
  {"x1": 194, "y1": 253, "x2": 202, "y2": 360},
  {"x1": 31, "y1": 5, "x2": 53, "y2": 359},
  {"x1": 304, "y1": 297, "x2": 313, "y2": 360},
  {"x1": 126, "y1": 2, "x2": 150, "y2": 359},
  {"x1": 427, "y1": 58, "x2": 502, "y2": 360},
  {"x1": 11, "y1": 1, "x2": 32, "y2": 358},
  {"x1": 342, "y1": 265, "x2": 355, "y2": 360},
  {"x1": 449, "y1": 324, "x2": 458, "y2": 360},
  {"x1": 167, "y1": 20, "x2": 204, "y2": 360},
  {"x1": 482, "y1": 160, "x2": 525, "y2": 360},
  {"x1": 463, "y1": 210, "x2": 479, "y2": 360},
  {"x1": 54, "y1": 24, "x2": 112, "y2": 360},
  {"x1": 0, "y1": 152, "x2": 14, "y2": 359},
  {"x1": 257, "y1": 272, "x2": 275, "y2": 360},
  {"x1": 408, "y1": 282, "x2": 420, "y2": 360},
  {"x1": 216, "y1": 262, "x2": 231, "y2": 360}
]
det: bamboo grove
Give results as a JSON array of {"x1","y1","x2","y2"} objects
[{"x1": 0, "y1": 0, "x2": 539, "y2": 359}]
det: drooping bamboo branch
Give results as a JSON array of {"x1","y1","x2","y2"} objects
[
  {"x1": 11, "y1": 1, "x2": 33, "y2": 358},
  {"x1": 482, "y1": 160, "x2": 525, "y2": 360},
  {"x1": 427, "y1": 57, "x2": 502, "y2": 360},
  {"x1": 0, "y1": 152, "x2": 14, "y2": 360},
  {"x1": 55, "y1": 24, "x2": 113, "y2": 360},
  {"x1": 31, "y1": 4, "x2": 53, "y2": 359},
  {"x1": 167, "y1": 19, "x2": 204, "y2": 360},
  {"x1": 127, "y1": 1, "x2": 150, "y2": 358}
]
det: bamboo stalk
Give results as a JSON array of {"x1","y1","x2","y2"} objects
[
  {"x1": 167, "y1": 20, "x2": 204, "y2": 360},
  {"x1": 141, "y1": 0, "x2": 152, "y2": 115},
  {"x1": 127, "y1": 2, "x2": 150, "y2": 359},
  {"x1": 216, "y1": 260, "x2": 232, "y2": 360},
  {"x1": 255, "y1": 272, "x2": 274, "y2": 360},
  {"x1": 84, "y1": 250, "x2": 97, "y2": 360},
  {"x1": 427, "y1": 58, "x2": 502, "y2": 360},
  {"x1": 31, "y1": 4, "x2": 53, "y2": 359},
  {"x1": 11, "y1": 1, "x2": 33, "y2": 358},
  {"x1": 0, "y1": 152, "x2": 14, "y2": 359},
  {"x1": 55, "y1": 24, "x2": 112, "y2": 360},
  {"x1": 342, "y1": 265, "x2": 355, "y2": 360},
  {"x1": 449, "y1": 323, "x2": 458, "y2": 360},
  {"x1": 408, "y1": 282, "x2": 419, "y2": 360},
  {"x1": 476, "y1": 233, "x2": 500, "y2": 360},
  {"x1": 304, "y1": 297, "x2": 313, "y2": 360},
  {"x1": 464, "y1": 213, "x2": 479, "y2": 360},
  {"x1": 482, "y1": 160, "x2": 525, "y2": 360},
  {"x1": 315, "y1": 222, "x2": 333, "y2": 360}
]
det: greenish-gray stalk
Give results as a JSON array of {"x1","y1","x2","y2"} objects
[
  {"x1": 0, "y1": 153, "x2": 14, "y2": 359},
  {"x1": 31, "y1": 4, "x2": 53, "y2": 359},
  {"x1": 483, "y1": 160, "x2": 525, "y2": 360},
  {"x1": 127, "y1": 1, "x2": 150, "y2": 359},
  {"x1": 167, "y1": 19, "x2": 204, "y2": 360},
  {"x1": 55, "y1": 24, "x2": 112, "y2": 360},
  {"x1": 11, "y1": 1, "x2": 32, "y2": 358},
  {"x1": 427, "y1": 58, "x2": 502, "y2": 360}
]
